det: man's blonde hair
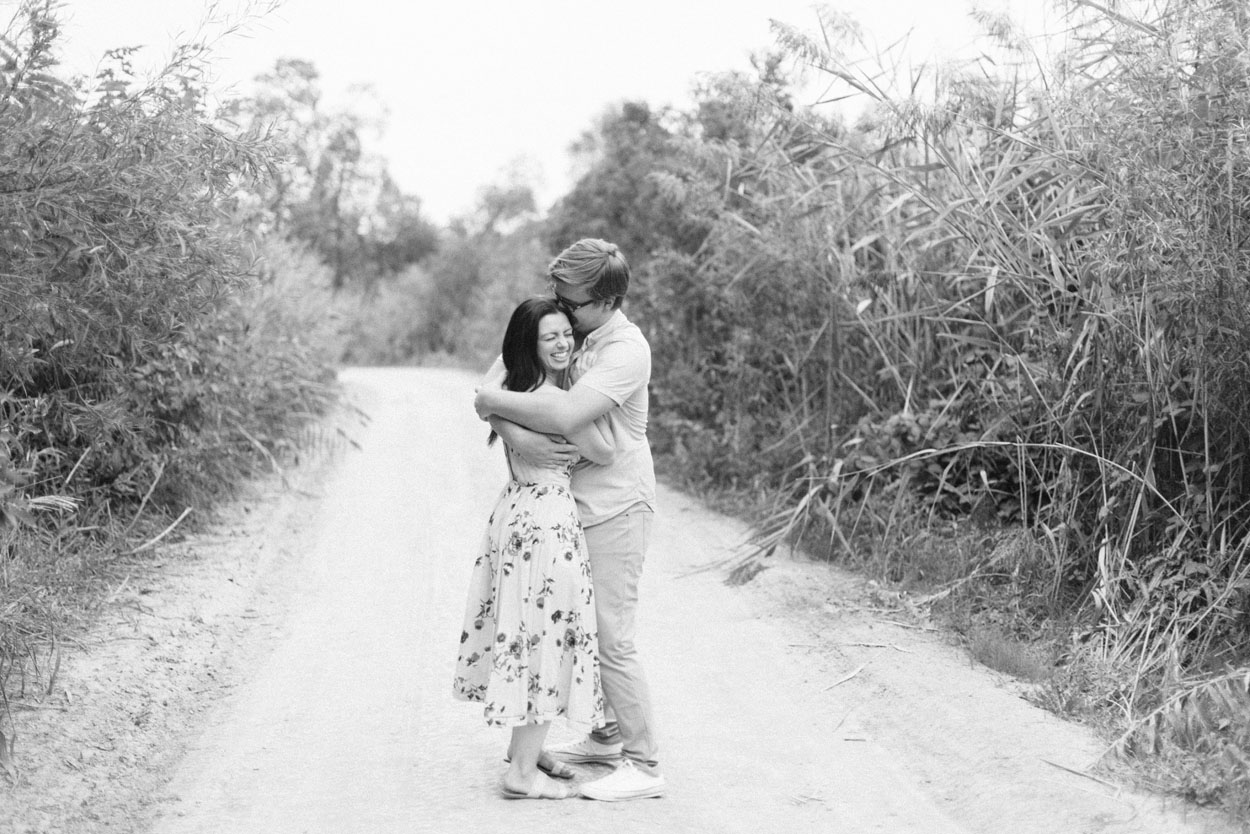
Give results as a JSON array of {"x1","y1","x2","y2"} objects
[{"x1": 547, "y1": 238, "x2": 630, "y2": 308}]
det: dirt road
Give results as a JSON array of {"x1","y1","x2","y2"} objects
[{"x1": 3, "y1": 368, "x2": 1235, "y2": 833}]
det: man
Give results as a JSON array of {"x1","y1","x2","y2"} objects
[{"x1": 474, "y1": 238, "x2": 664, "y2": 802}]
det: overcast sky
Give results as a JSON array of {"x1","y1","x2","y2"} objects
[{"x1": 44, "y1": 0, "x2": 1047, "y2": 224}]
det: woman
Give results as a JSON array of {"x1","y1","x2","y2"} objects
[{"x1": 453, "y1": 297, "x2": 613, "y2": 800}]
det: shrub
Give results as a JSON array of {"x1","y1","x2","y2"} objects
[{"x1": 0, "y1": 1, "x2": 335, "y2": 710}]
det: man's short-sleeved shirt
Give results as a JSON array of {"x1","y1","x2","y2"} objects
[{"x1": 569, "y1": 310, "x2": 656, "y2": 526}]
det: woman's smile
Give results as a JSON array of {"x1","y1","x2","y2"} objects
[{"x1": 536, "y1": 312, "x2": 574, "y2": 374}]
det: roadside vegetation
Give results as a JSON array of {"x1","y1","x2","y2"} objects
[
  {"x1": 761, "y1": 1, "x2": 1250, "y2": 814},
  {"x1": 641, "y1": 0, "x2": 1248, "y2": 816}
]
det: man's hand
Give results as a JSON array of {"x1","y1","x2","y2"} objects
[
  {"x1": 474, "y1": 385, "x2": 496, "y2": 421},
  {"x1": 492, "y1": 419, "x2": 578, "y2": 468},
  {"x1": 474, "y1": 359, "x2": 507, "y2": 421},
  {"x1": 474, "y1": 375, "x2": 507, "y2": 421},
  {"x1": 517, "y1": 433, "x2": 579, "y2": 468}
]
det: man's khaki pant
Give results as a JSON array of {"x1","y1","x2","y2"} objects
[{"x1": 584, "y1": 505, "x2": 659, "y2": 771}]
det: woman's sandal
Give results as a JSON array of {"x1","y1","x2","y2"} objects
[
  {"x1": 500, "y1": 771, "x2": 575, "y2": 800},
  {"x1": 501, "y1": 753, "x2": 574, "y2": 780},
  {"x1": 537, "y1": 754, "x2": 575, "y2": 780}
]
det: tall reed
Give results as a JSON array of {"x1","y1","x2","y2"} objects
[{"x1": 640, "y1": 0, "x2": 1250, "y2": 810}]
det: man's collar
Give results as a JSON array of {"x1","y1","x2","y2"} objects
[{"x1": 582, "y1": 309, "x2": 626, "y2": 348}]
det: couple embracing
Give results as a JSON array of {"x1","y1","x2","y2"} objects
[{"x1": 453, "y1": 239, "x2": 664, "y2": 802}]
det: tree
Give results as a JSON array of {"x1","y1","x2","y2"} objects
[
  {"x1": 225, "y1": 59, "x2": 439, "y2": 289},
  {"x1": 544, "y1": 100, "x2": 702, "y2": 260},
  {"x1": 415, "y1": 172, "x2": 547, "y2": 363}
]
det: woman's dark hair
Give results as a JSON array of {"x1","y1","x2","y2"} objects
[
  {"x1": 502, "y1": 296, "x2": 564, "y2": 393},
  {"x1": 488, "y1": 297, "x2": 567, "y2": 445}
]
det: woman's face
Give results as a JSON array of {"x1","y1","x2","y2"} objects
[{"x1": 536, "y1": 312, "x2": 574, "y2": 375}]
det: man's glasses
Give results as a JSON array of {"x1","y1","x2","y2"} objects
[{"x1": 553, "y1": 293, "x2": 600, "y2": 313}]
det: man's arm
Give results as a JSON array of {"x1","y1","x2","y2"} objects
[
  {"x1": 476, "y1": 384, "x2": 615, "y2": 436},
  {"x1": 566, "y1": 414, "x2": 616, "y2": 466},
  {"x1": 477, "y1": 356, "x2": 506, "y2": 411},
  {"x1": 488, "y1": 416, "x2": 578, "y2": 467},
  {"x1": 478, "y1": 356, "x2": 577, "y2": 466}
]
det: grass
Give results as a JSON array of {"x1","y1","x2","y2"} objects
[
  {"x1": 964, "y1": 625, "x2": 1053, "y2": 683},
  {"x1": 684, "y1": 458, "x2": 1250, "y2": 820},
  {"x1": 843, "y1": 510, "x2": 1250, "y2": 821}
]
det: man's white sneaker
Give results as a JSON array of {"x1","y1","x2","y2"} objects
[
  {"x1": 548, "y1": 737, "x2": 623, "y2": 764},
  {"x1": 579, "y1": 760, "x2": 665, "y2": 801}
]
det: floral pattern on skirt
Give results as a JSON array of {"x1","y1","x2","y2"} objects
[{"x1": 453, "y1": 450, "x2": 603, "y2": 732}]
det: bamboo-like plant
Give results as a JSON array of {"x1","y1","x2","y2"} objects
[{"x1": 634, "y1": 0, "x2": 1250, "y2": 811}]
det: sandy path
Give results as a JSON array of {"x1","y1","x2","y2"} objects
[{"x1": 118, "y1": 367, "x2": 1231, "y2": 833}]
